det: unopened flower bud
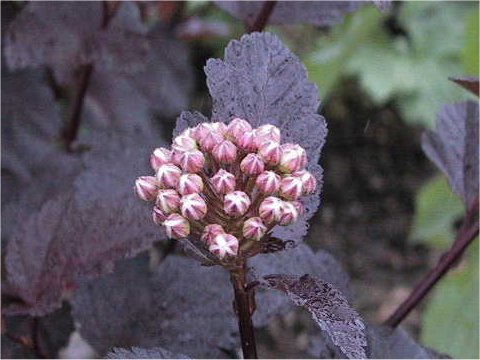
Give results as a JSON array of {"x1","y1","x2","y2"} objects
[
  {"x1": 255, "y1": 124, "x2": 281, "y2": 146},
  {"x1": 152, "y1": 206, "x2": 168, "y2": 225},
  {"x1": 224, "y1": 191, "x2": 251, "y2": 217},
  {"x1": 211, "y1": 169, "x2": 236, "y2": 194},
  {"x1": 293, "y1": 170, "x2": 317, "y2": 194},
  {"x1": 164, "y1": 214, "x2": 190, "y2": 239},
  {"x1": 238, "y1": 130, "x2": 257, "y2": 152},
  {"x1": 291, "y1": 200, "x2": 305, "y2": 216},
  {"x1": 209, "y1": 233, "x2": 239, "y2": 259},
  {"x1": 134, "y1": 176, "x2": 159, "y2": 201},
  {"x1": 259, "y1": 196, "x2": 285, "y2": 224},
  {"x1": 243, "y1": 217, "x2": 267, "y2": 241},
  {"x1": 279, "y1": 176, "x2": 304, "y2": 200},
  {"x1": 172, "y1": 134, "x2": 197, "y2": 152},
  {"x1": 156, "y1": 164, "x2": 182, "y2": 188},
  {"x1": 212, "y1": 140, "x2": 237, "y2": 164},
  {"x1": 255, "y1": 171, "x2": 281, "y2": 195},
  {"x1": 174, "y1": 149, "x2": 205, "y2": 173},
  {"x1": 211, "y1": 122, "x2": 228, "y2": 136},
  {"x1": 240, "y1": 153, "x2": 265, "y2": 175},
  {"x1": 227, "y1": 117, "x2": 252, "y2": 143},
  {"x1": 258, "y1": 140, "x2": 281, "y2": 166},
  {"x1": 156, "y1": 189, "x2": 181, "y2": 214},
  {"x1": 150, "y1": 147, "x2": 172, "y2": 172},
  {"x1": 180, "y1": 193, "x2": 207, "y2": 220},
  {"x1": 279, "y1": 143, "x2": 307, "y2": 173},
  {"x1": 201, "y1": 224, "x2": 225, "y2": 245},
  {"x1": 279, "y1": 201, "x2": 299, "y2": 225},
  {"x1": 178, "y1": 173, "x2": 204, "y2": 195},
  {"x1": 199, "y1": 130, "x2": 223, "y2": 152}
]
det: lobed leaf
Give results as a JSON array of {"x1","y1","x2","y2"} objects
[
  {"x1": 422, "y1": 101, "x2": 479, "y2": 206},
  {"x1": 262, "y1": 273, "x2": 366, "y2": 359}
]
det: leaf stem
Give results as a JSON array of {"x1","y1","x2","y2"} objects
[
  {"x1": 246, "y1": 1, "x2": 277, "y2": 33},
  {"x1": 230, "y1": 261, "x2": 258, "y2": 359},
  {"x1": 385, "y1": 196, "x2": 479, "y2": 327}
]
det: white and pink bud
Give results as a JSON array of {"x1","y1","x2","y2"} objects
[
  {"x1": 224, "y1": 191, "x2": 251, "y2": 217},
  {"x1": 134, "y1": 176, "x2": 159, "y2": 201},
  {"x1": 255, "y1": 171, "x2": 281, "y2": 195},
  {"x1": 152, "y1": 206, "x2": 168, "y2": 225},
  {"x1": 254, "y1": 124, "x2": 281, "y2": 146},
  {"x1": 156, "y1": 189, "x2": 181, "y2": 214},
  {"x1": 156, "y1": 163, "x2": 182, "y2": 188},
  {"x1": 178, "y1": 173, "x2": 204, "y2": 195},
  {"x1": 164, "y1": 213, "x2": 190, "y2": 239},
  {"x1": 211, "y1": 122, "x2": 228, "y2": 136},
  {"x1": 242, "y1": 217, "x2": 267, "y2": 241},
  {"x1": 293, "y1": 170, "x2": 317, "y2": 194},
  {"x1": 279, "y1": 201, "x2": 299, "y2": 225},
  {"x1": 279, "y1": 143, "x2": 307, "y2": 173},
  {"x1": 240, "y1": 153, "x2": 265, "y2": 175},
  {"x1": 200, "y1": 224, "x2": 225, "y2": 246},
  {"x1": 258, "y1": 140, "x2": 281, "y2": 166},
  {"x1": 291, "y1": 200, "x2": 305, "y2": 216},
  {"x1": 279, "y1": 175, "x2": 304, "y2": 200},
  {"x1": 172, "y1": 134, "x2": 197, "y2": 153},
  {"x1": 211, "y1": 169, "x2": 236, "y2": 194},
  {"x1": 198, "y1": 129, "x2": 223, "y2": 152},
  {"x1": 238, "y1": 130, "x2": 258, "y2": 152},
  {"x1": 212, "y1": 140, "x2": 237, "y2": 164},
  {"x1": 150, "y1": 147, "x2": 172, "y2": 171},
  {"x1": 227, "y1": 117, "x2": 252, "y2": 143},
  {"x1": 173, "y1": 149, "x2": 205, "y2": 173},
  {"x1": 209, "y1": 233, "x2": 239, "y2": 259},
  {"x1": 258, "y1": 196, "x2": 285, "y2": 224},
  {"x1": 180, "y1": 193, "x2": 208, "y2": 220}
]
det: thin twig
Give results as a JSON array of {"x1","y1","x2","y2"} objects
[
  {"x1": 246, "y1": 1, "x2": 277, "y2": 33},
  {"x1": 385, "y1": 197, "x2": 479, "y2": 327},
  {"x1": 230, "y1": 261, "x2": 258, "y2": 359}
]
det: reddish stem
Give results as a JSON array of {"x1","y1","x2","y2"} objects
[
  {"x1": 246, "y1": 1, "x2": 277, "y2": 33},
  {"x1": 385, "y1": 197, "x2": 479, "y2": 327}
]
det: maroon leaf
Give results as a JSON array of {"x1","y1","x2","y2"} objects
[
  {"x1": 262, "y1": 273, "x2": 367, "y2": 359},
  {"x1": 449, "y1": 76, "x2": 479, "y2": 97},
  {"x1": 422, "y1": 101, "x2": 479, "y2": 206}
]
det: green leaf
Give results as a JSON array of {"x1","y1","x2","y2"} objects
[
  {"x1": 421, "y1": 240, "x2": 479, "y2": 359},
  {"x1": 410, "y1": 175, "x2": 464, "y2": 249},
  {"x1": 462, "y1": 10, "x2": 479, "y2": 76}
]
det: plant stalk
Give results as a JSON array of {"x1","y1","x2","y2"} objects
[
  {"x1": 247, "y1": 1, "x2": 277, "y2": 33},
  {"x1": 230, "y1": 261, "x2": 258, "y2": 359}
]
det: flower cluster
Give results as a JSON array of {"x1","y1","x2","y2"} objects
[{"x1": 135, "y1": 118, "x2": 316, "y2": 262}]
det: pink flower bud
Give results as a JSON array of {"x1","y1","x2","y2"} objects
[
  {"x1": 172, "y1": 134, "x2": 197, "y2": 152},
  {"x1": 209, "y1": 233, "x2": 239, "y2": 259},
  {"x1": 254, "y1": 124, "x2": 281, "y2": 146},
  {"x1": 227, "y1": 117, "x2": 252, "y2": 143},
  {"x1": 200, "y1": 224, "x2": 225, "y2": 245},
  {"x1": 279, "y1": 175, "x2": 304, "y2": 200},
  {"x1": 211, "y1": 122, "x2": 228, "y2": 135},
  {"x1": 242, "y1": 217, "x2": 267, "y2": 241},
  {"x1": 134, "y1": 176, "x2": 159, "y2": 201},
  {"x1": 255, "y1": 171, "x2": 281, "y2": 195},
  {"x1": 198, "y1": 130, "x2": 223, "y2": 152},
  {"x1": 152, "y1": 206, "x2": 168, "y2": 225},
  {"x1": 258, "y1": 140, "x2": 281, "y2": 166},
  {"x1": 293, "y1": 170, "x2": 317, "y2": 194},
  {"x1": 180, "y1": 193, "x2": 207, "y2": 220},
  {"x1": 174, "y1": 149, "x2": 205, "y2": 173},
  {"x1": 224, "y1": 191, "x2": 251, "y2": 217},
  {"x1": 156, "y1": 164, "x2": 182, "y2": 188},
  {"x1": 279, "y1": 201, "x2": 299, "y2": 225},
  {"x1": 194, "y1": 123, "x2": 214, "y2": 140},
  {"x1": 163, "y1": 213, "x2": 190, "y2": 239},
  {"x1": 150, "y1": 147, "x2": 172, "y2": 172},
  {"x1": 178, "y1": 173, "x2": 204, "y2": 195},
  {"x1": 212, "y1": 140, "x2": 237, "y2": 164},
  {"x1": 211, "y1": 169, "x2": 236, "y2": 194},
  {"x1": 156, "y1": 189, "x2": 181, "y2": 214},
  {"x1": 240, "y1": 153, "x2": 265, "y2": 175},
  {"x1": 279, "y1": 143, "x2": 307, "y2": 173},
  {"x1": 238, "y1": 130, "x2": 258, "y2": 152},
  {"x1": 291, "y1": 200, "x2": 305, "y2": 216},
  {"x1": 259, "y1": 196, "x2": 285, "y2": 224}
]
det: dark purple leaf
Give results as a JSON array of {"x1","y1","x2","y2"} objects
[
  {"x1": 422, "y1": 101, "x2": 479, "y2": 206},
  {"x1": 71, "y1": 255, "x2": 238, "y2": 358},
  {"x1": 107, "y1": 346, "x2": 190, "y2": 359},
  {"x1": 262, "y1": 273, "x2": 366, "y2": 359},
  {"x1": 215, "y1": 1, "x2": 373, "y2": 27},
  {"x1": 449, "y1": 76, "x2": 479, "y2": 97},
  {"x1": 250, "y1": 243, "x2": 350, "y2": 327}
]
